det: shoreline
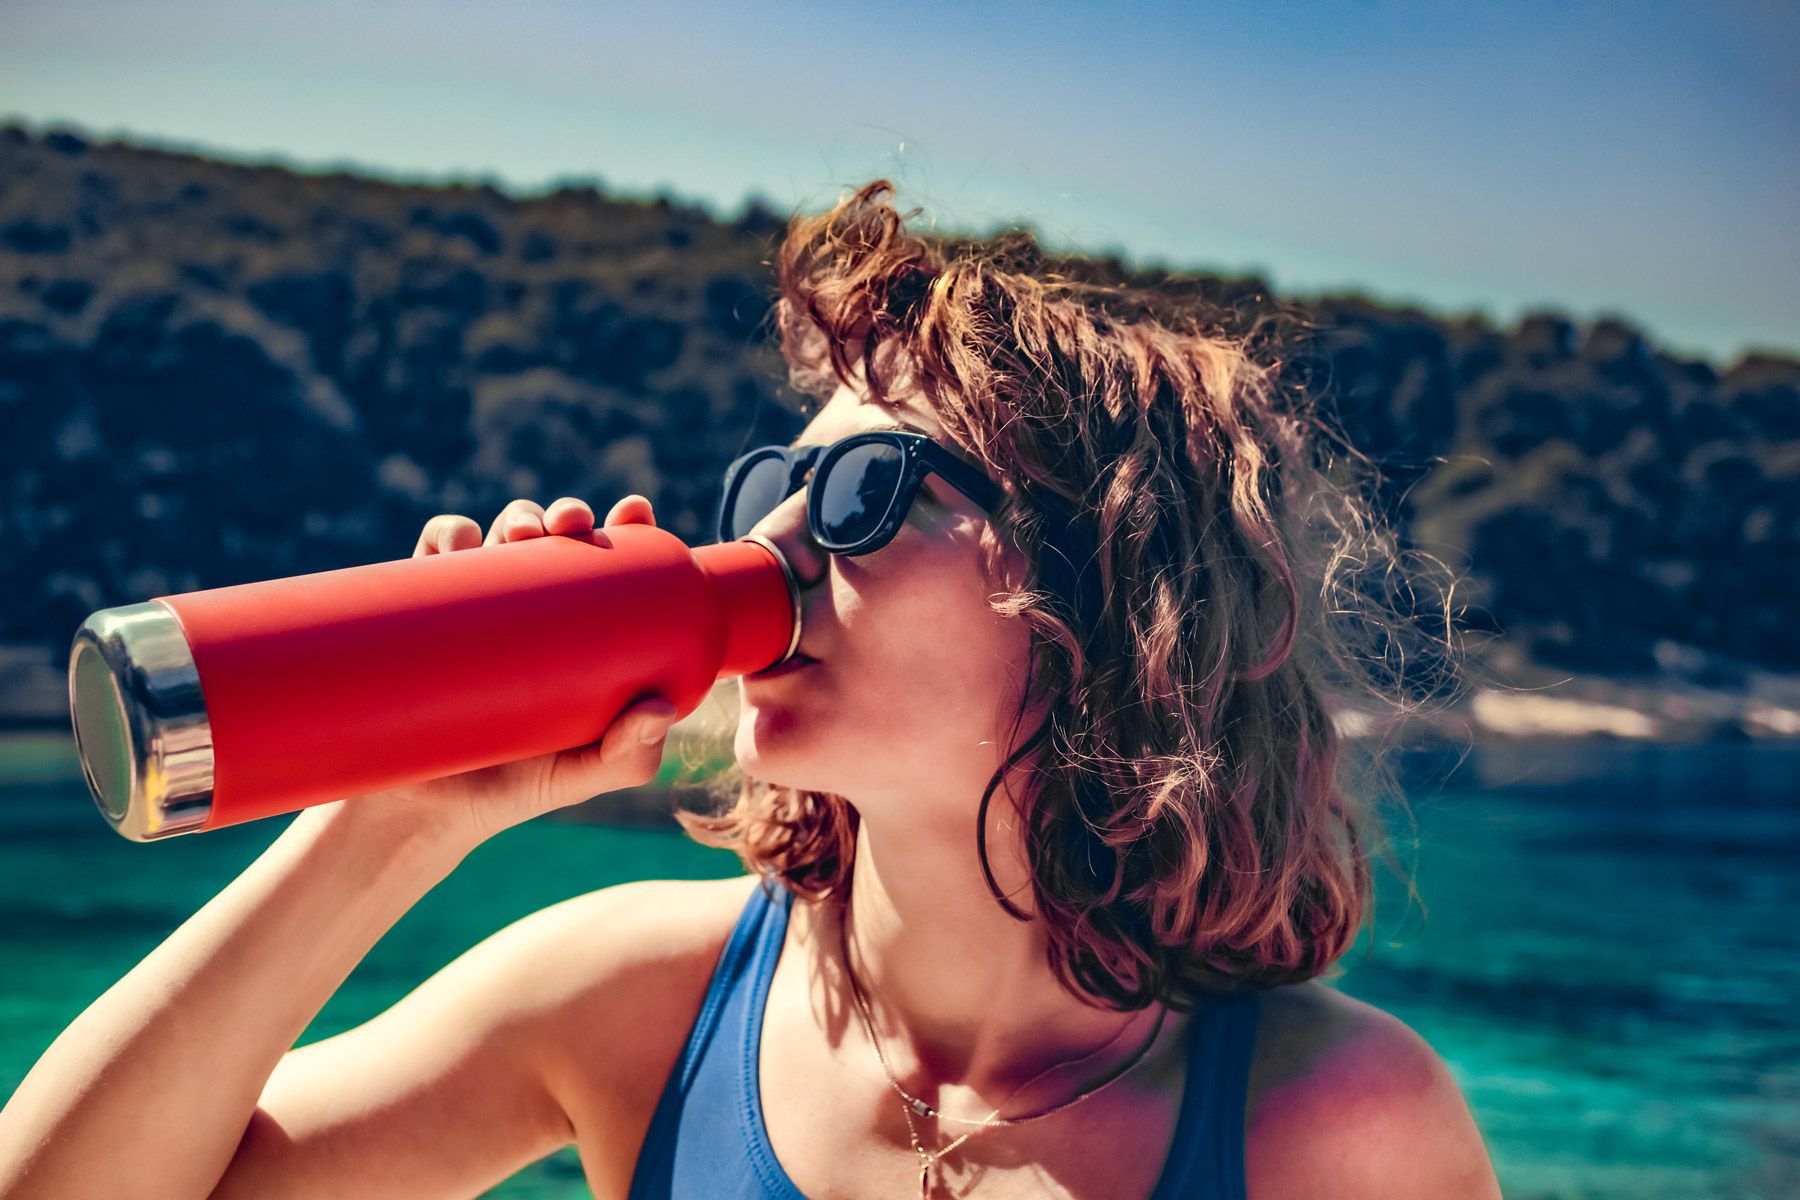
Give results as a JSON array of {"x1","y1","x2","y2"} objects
[
  {"x1": 9, "y1": 636, "x2": 1797, "y2": 830},
  {"x1": 12, "y1": 697, "x2": 1794, "y2": 833},
  {"x1": 8, "y1": 636, "x2": 1800, "y2": 746}
]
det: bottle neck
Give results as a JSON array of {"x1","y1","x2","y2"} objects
[{"x1": 691, "y1": 536, "x2": 802, "y2": 678}]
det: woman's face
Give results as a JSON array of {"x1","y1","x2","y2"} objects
[{"x1": 732, "y1": 379, "x2": 1043, "y2": 833}]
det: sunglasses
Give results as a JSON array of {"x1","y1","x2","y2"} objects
[{"x1": 715, "y1": 430, "x2": 1002, "y2": 555}]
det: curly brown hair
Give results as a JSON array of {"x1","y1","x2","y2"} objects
[{"x1": 678, "y1": 179, "x2": 1469, "y2": 1011}]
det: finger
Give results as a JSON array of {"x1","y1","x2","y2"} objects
[
  {"x1": 628, "y1": 697, "x2": 680, "y2": 737},
  {"x1": 604, "y1": 494, "x2": 657, "y2": 527},
  {"x1": 559, "y1": 699, "x2": 680, "y2": 795},
  {"x1": 484, "y1": 499, "x2": 548, "y2": 547},
  {"x1": 415, "y1": 515, "x2": 482, "y2": 557},
  {"x1": 605, "y1": 698, "x2": 679, "y2": 760},
  {"x1": 543, "y1": 497, "x2": 595, "y2": 536}
]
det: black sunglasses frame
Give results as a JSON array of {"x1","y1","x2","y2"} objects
[{"x1": 715, "y1": 430, "x2": 1003, "y2": 556}]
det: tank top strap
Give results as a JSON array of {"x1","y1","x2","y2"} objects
[
  {"x1": 1147, "y1": 986, "x2": 1263, "y2": 1200},
  {"x1": 629, "y1": 875, "x2": 795, "y2": 1200}
]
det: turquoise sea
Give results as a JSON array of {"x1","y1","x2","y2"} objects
[{"x1": 1, "y1": 735, "x2": 1795, "y2": 1198}]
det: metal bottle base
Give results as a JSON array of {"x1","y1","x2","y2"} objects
[{"x1": 67, "y1": 601, "x2": 216, "y2": 841}]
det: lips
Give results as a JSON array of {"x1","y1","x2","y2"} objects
[{"x1": 748, "y1": 652, "x2": 818, "y2": 681}]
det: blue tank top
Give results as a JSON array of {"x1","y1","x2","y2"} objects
[{"x1": 628, "y1": 878, "x2": 1262, "y2": 1199}]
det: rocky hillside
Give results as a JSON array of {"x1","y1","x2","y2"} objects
[{"x1": 1, "y1": 123, "x2": 1794, "y2": 725}]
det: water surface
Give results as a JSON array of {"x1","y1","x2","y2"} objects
[{"x1": 1, "y1": 736, "x2": 1793, "y2": 1198}]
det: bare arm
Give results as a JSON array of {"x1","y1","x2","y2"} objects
[
  {"x1": 208, "y1": 874, "x2": 759, "y2": 1200},
  {"x1": 0, "y1": 803, "x2": 474, "y2": 1199}
]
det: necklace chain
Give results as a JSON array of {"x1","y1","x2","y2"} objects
[{"x1": 834, "y1": 898, "x2": 1168, "y2": 1198}]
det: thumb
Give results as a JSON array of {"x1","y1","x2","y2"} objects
[
  {"x1": 628, "y1": 697, "x2": 680, "y2": 739},
  {"x1": 547, "y1": 699, "x2": 681, "y2": 809}
]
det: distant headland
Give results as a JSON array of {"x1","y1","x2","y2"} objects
[{"x1": 1, "y1": 122, "x2": 1794, "y2": 742}]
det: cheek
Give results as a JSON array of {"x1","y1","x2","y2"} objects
[{"x1": 845, "y1": 556, "x2": 1031, "y2": 726}]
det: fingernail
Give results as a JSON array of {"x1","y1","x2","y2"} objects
[{"x1": 637, "y1": 703, "x2": 677, "y2": 743}]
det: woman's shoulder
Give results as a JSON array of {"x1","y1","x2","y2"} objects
[
  {"x1": 460, "y1": 873, "x2": 764, "y2": 1189},
  {"x1": 472, "y1": 872, "x2": 764, "y2": 1000},
  {"x1": 1242, "y1": 980, "x2": 1501, "y2": 1200},
  {"x1": 497, "y1": 873, "x2": 766, "y2": 1029},
  {"x1": 510, "y1": 872, "x2": 767, "y2": 968},
  {"x1": 465, "y1": 876, "x2": 763, "y2": 1088}
]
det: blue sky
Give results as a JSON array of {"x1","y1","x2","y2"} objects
[{"x1": 3, "y1": 0, "x2": 1795, "y2": 363}]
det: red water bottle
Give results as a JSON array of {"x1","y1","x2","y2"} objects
[{"x1": 65, "y1": 527, "x2": 800, "y2": 841}]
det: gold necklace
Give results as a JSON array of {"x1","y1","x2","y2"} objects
[{"x1": 835, "y1": 900, "x2": 1169, "y2": 1199}]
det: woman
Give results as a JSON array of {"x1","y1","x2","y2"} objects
[{"x1": 0, "y1": 181, "x2": 1500, "y2": 1199}]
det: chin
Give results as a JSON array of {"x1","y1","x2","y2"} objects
[{"x1": 732, "y1": 707, "x2": 827, "y2": 792}]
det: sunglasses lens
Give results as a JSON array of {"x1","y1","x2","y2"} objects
[
  {"x1": 818, "y1": 441, "x2": 905, "y2": 548},
  {"x1": 723, "y1": 454, "x2": 791, "y2": 541}
]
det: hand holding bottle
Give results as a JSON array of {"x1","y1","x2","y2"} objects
[
  {"x1": 346, "y1": 494, "x2": 683, "y2": 847},
  {"x1": 68, "y1": 485, "x2": 796, "y2": 842},
  {"x1": 14, "y1": 480, "x2": 813, "y2": 1196}
]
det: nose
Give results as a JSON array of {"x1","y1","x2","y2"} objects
[{"x1": 748, "y1": 483, "x2": 829, "y2": 594}]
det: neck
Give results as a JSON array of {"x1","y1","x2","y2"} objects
[{"x1": 799, "y1": 790, "x2": 1172, "y2": 1111}]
